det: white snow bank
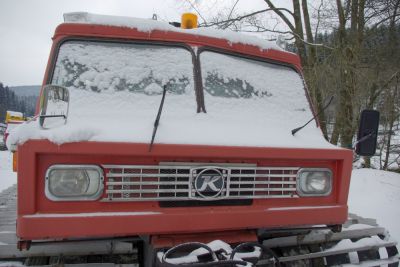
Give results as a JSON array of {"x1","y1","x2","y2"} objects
[
  {"x1": 349, "y1": 169, "x2": 400, "y2": 243},
  {"x1": 0, "y1": 151, "x2": 16, "y2": 193},
  {"x1": 64, "y1": 12, "x2": 280, "y2": 51}
]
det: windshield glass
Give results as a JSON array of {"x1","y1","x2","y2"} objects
[
  {"x1": 201, "y1": 51, "x2": 301, "y2": 99},
  {"x1": 26, "y1": 42, "x2": 329, "y2": 148},
  {"x1": 52, "y1": 41, "x2": 194, "y2": 95},
  {"x1": 47, "y1": 40, "x2": 199, "y2": 145},
  {"x1": 199, "y1": 51, "x2": 322, "y2": 146}
]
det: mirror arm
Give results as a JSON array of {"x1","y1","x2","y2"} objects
[
  {"x1": 353, "y1": 132, "x2": 375, "y2": 150},
  {"x1": 40, "y1": 115, "x2": 67, "y2": 119}
]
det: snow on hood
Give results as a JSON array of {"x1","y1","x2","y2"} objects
[
  {"x1": 6, "y1": 87, "x2": 335, "y2": 149},
  {"x1": 63, "y1": 12, "x2": 281, "y2": 52}
]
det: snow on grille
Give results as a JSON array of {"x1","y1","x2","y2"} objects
[{"x1": 101, "y1": 164, "x2": 299, "y2": 202}]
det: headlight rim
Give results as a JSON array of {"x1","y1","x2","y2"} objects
[
  {"x1": 296, "y1": 168, "x2": 333, "y2": 197},
  {"x1": 45, "y1": 164, "x2": 104, "y2": 201}
]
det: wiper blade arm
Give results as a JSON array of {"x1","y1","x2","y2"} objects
[
  {"x1": 291, "y1": 95, "x2": 334, "y2": 136},
  {"x1": 149, "y1": 85, "x2": 167, "y2": 152}
]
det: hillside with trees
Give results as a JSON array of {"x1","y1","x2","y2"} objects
[{"x1": 0, "y1": 83, "x2": 38, "y2": 122}]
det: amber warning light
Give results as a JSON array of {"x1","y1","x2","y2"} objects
[{"x1": 181, "y1": 13, "x2": 198, "y2": 29}]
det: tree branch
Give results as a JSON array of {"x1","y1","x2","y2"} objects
[
  {"x1": 240, "y1": 23, "x2": 334, "y2": 50},
  {"x1": 314, "y1": 0, "x2": 324, "y2": 39},
  {"x1": 185, "y1": 0, "x2": 207, "y2": 23},
  {"x1": 371, "y1": 12, "x2": 400, "y2": 28},
  {"x1": 199, "y1": 7, "x2": 293, "y2": 28},
  {"x1": 264, "y1": 0, "x2": 296, "y2": 32},
  {"x1": 227, "y1": 0, "x2": 240, "y2": 21}
]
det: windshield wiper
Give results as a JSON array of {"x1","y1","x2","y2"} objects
[
  {"x1": 291, "y1": 95, "x2": 334, "y2": 136},
  {"x1": 149, "y1": 85, "x2": 168, "y2": 152}
]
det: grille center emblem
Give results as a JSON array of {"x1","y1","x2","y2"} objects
[{"x1": 194, "y1": 168, "x2": 225, "y2": 199}]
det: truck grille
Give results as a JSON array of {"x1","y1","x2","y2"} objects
[{"x1": 101, "y1": 164, "x2": 299, "y2": 202}]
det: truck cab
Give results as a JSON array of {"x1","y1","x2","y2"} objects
[{"x1": 8, "y1": 12, "x2": 358, "y2": 266}]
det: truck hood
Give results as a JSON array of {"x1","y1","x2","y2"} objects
[{"x1": 8, "y1": 88, "x2": 337, "y2": 150}]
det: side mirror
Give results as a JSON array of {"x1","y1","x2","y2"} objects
[
  {"x1": 356, "y1": 109, "x2": 380, "y2": 156},
  {"x1": 39, "y1": 85, "x2": 70, "y2": 129}
]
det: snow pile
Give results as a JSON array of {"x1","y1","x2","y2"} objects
[
  {"x1": 7, "y1": 40, "x2": 332, "y2": 149},
  {"x1": 349, "y1": 169, "x2": 400, "y2": 243},
  {"x1": 0, "y1": 151, "x2": 16, "y2": 193},
  {"x1": 64, "y1": 12, "x2": 280, "y2": 51}
]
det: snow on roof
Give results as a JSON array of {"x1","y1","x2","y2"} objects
[{"x1": 63, "y1": 12, "x2": 281, "y2": 51}]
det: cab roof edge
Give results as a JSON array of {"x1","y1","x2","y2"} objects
[{"x1": 61, "y1": 12, "x2": 283, "y2": 52}]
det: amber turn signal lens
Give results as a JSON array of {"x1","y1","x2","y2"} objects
[{"x1": 12, "y1": 152, "x2": 17, "y2": 172}]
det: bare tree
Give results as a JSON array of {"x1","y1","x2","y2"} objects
[{"x1": 178, "y1": 0, "x2": 400, "y2": 170}]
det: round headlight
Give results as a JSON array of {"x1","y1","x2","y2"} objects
[
  {"x1": 297, "y1": 168, "x2": 332, "y2": 196},
  {"x1": 45, "y1": 165, "x2": 104, "y2": 201}
]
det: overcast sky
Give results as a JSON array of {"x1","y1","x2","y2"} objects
[{"x1": 0, "y1": 0, "x2": 291, "y2": 86}]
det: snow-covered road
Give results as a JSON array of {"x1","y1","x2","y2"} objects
[{"x1": 0, "y1": 150, "x2": 399, "y2": 242}]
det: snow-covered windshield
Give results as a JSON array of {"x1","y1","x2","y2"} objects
[
  {"x1": 8, "y1": 41, "x2": 332, "y2": 149},
  {"x1": 198, "y1": 51, "x2": 322, "y2": 147},
  {"x1": 200, "y1": 51, "x2": 301, "y2": 99},
  {"x1": 51, "y1": 41, "x2": 194, "y2": 95}
]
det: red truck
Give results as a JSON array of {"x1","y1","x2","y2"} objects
[{"x1": 5, "y1": 12, "x2": 397, "y2": 266}]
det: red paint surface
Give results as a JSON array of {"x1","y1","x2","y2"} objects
[{"x1": 17, "y1": 140, "x2": 352, "y2": 240}]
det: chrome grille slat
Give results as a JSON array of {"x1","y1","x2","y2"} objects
[
  {"x1": 107, "y1": 173, "x2": 191, "y2": 178},
  {"x1": 230, "y1": 174, "x2": 297, "y2": 178},
  {"x1": 103, "y1": 165, "x2": 299, "y2": 170},
  {"x1": 103, "y1": 195, "x2": 295, "y2": 202},
  {"x1": 101, "y1": 164, "x2": 299, "y2": 202},
  {"x1": 228, "y1": 188, "x2": 297, "y2": 192},
  {"x1": 107, "y1": 189, "x2": 191, "y2": 193},
  {"x1": 230, "y1": 181, "x2": 296, "y2": 185},
  {"x1": 107, "y1": 181, "x2": 190, "y2": 186}
]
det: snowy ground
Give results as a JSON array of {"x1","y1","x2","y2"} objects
[
  {"x1": 0, "y1": 151, "x2": 16, "y2": 193},
  {"x1": 0, "y1": 150, "x2": 399, "y2": 243},
  {"x1": 349, "y1": 168, "x2": 400, "y2": 243}
]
